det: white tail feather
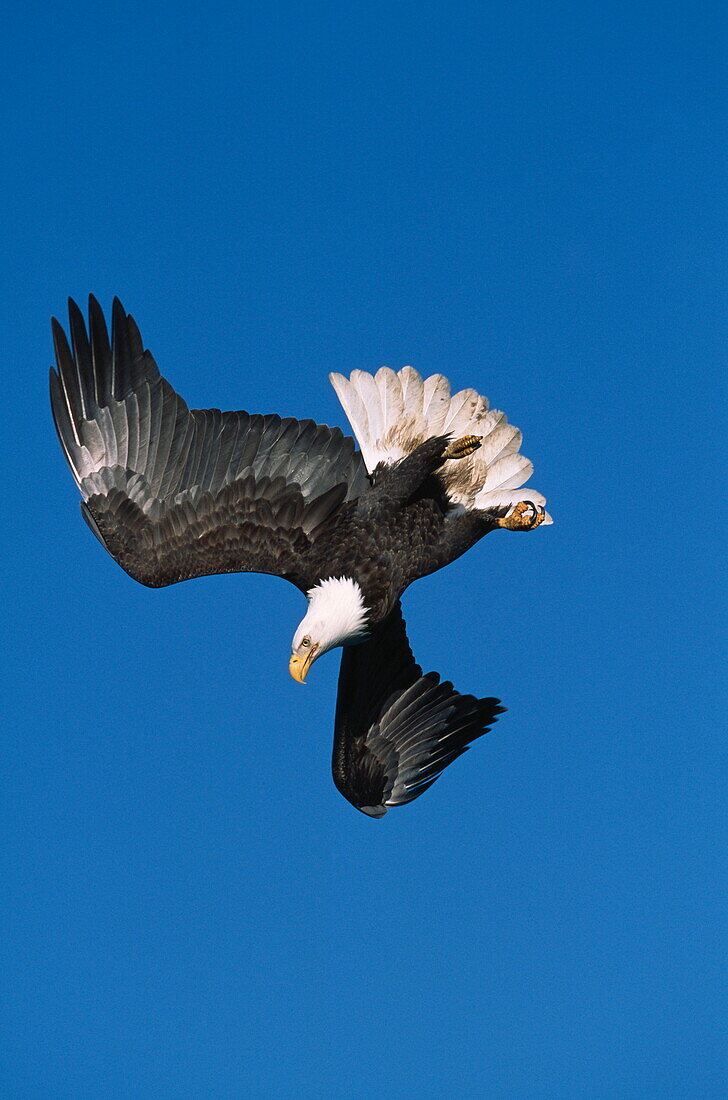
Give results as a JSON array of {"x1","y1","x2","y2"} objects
[{"x1": 329, "y1": 366, "x2": 550, "y2": 519}]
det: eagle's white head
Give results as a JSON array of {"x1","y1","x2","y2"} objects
[{"x1": 289, "y1": 576, "x2": 369, "y2": 683}]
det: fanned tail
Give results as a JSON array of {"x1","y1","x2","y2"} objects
[{"x1": 329, "y1": 366, "x2": 552, "y2": 522}]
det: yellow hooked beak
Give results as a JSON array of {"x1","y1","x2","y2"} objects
[{"x1": 288, "y1": 646, "x2": 318, "y2": 683}]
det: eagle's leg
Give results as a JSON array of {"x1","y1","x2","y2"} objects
[
  {"x1": 369, "y1": 435, "x2": 480, "y2": 508},
  {"x1": 370, "y1": 435, "x2": 453, "y2": 503},
  {"x1": 442, "y1": 435, "x2": 481, "y2": 461},
  {"x1": 496, "y1": 500, "x2": 546, "y2": 531},
  {"x1": 418, "y1": 510, "x2": 499, "y2": 577}
]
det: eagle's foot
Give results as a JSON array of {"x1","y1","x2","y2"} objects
[
  {"x1": 443, "y1": 435, "x2": 481, "y2": 461},
  {"x1": 496, "y1": 500, "x2": 546, "y2": 531}
]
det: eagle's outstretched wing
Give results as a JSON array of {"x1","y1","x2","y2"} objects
[
  {"x1": 332, "y1": 605, "x2": 504, "y2": 816},
  {"x1": 50, "y1": 297, "x2": 369, "y2": 590}
]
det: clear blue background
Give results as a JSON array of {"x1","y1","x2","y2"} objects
[{"x1": 1, "y1": 2, "x2": 724, "y2": 1096}]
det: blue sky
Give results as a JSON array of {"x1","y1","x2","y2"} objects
[{"x1": 1, "y1": 1, "x2": 725, "y2": 1096}]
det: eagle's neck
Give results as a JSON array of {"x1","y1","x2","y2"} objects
[{"x1": 301, "y1": 576, "x2": 370, "y2": 652}]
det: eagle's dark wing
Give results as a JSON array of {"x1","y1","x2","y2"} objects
[
  {"x1": 50, "y1": 296, "x2": 369, "y2": 590},
  {"x1": 332, "y1": 604, "x2": 504, "y2": 816}
]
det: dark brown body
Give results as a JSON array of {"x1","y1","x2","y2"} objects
[{"x1": 304, "y1": 436, "x2": 498, "y2": 625}]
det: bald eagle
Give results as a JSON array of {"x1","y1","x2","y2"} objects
[{"x1": 50, "y1": 297, "x2": 551, "y2": 817}]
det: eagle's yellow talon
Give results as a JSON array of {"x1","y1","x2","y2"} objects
[
  {"x1": 443, "y1": 435, "x2": 481, "y2": 460},
  {"x1": 497, "y1": 501, "x2": 546, "y2": 531}
]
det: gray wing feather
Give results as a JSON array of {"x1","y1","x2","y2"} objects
[{"x1": 51, "y1": 296, "x2": 369, "y2": 589}]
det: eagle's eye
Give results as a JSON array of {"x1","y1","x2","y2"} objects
[{"x1": 301, "y1": 636, "x2": 311, "y2": 648}]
